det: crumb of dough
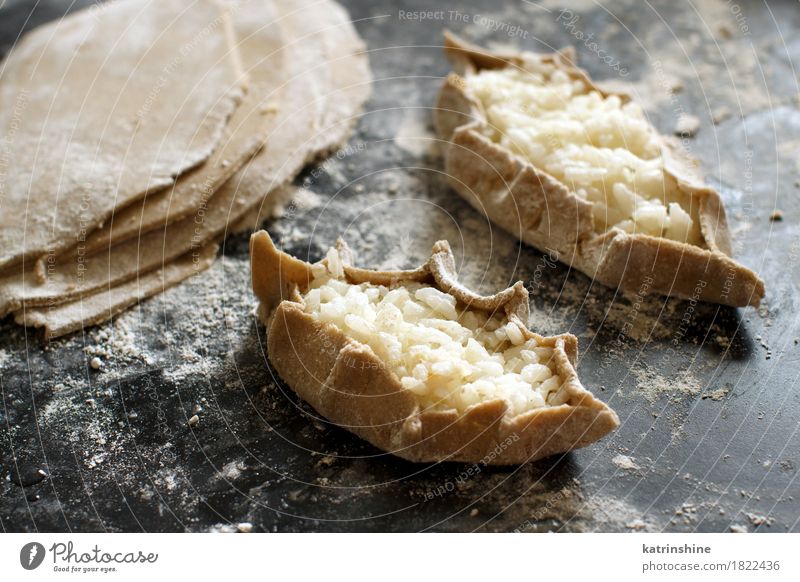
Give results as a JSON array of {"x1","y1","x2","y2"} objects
[
  {"x1": 674, "y1": 113, "x2": 700, "y2": 137},
  {"x1": 626, "y1": 519, "x2": 647, "y2": 531},
  {"x1": 712, "y1": 106, "x2": 732, "y2": 124},
  {"x1": 469, "y1": 508, "x2": 479, "y2": 517},
  {"x1": 34, "y1": 257, "x2": 47, "y2": 285},
  {"x1": 746, "y1": 513, "x2": 774, "y2": 527},
  {"x1": 317, "y1": 456, "x2": 336, "y2": 467},
  {"x1": 701, "y1": 388, "x2": 729, "y2": 401},
  {"x1": 237, "y1": 522, "x2": 253, "y2": 533},
  {"x1": 89, "y1": 357, "x2": 102, "y2": 370},
  {"x1": 187, "y1": 414, "x2": 199, "y2": 427},
  {"x1": 260, "y1": 101, "x2": 278, "y2": 115},
  {"x1": 730, "y1": 524, "x2": 747, "y2": 533},
  {"x1": 612, "y1": 454, "x2": 641, "y2": 471}
]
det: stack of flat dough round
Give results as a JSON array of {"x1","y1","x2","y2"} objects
[{"x1": 0, "y1": 0, "x2": 371, "y2": 339}]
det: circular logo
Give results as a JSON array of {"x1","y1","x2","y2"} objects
[{"x1": 20, "y1": 542, "x2": 46, "y2": 570}]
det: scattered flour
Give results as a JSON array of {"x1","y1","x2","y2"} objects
[
  {"x1": 394, "y1": 110, "x2": 436, "y2": 157},
  {"x1": 632, "y1": 364, "x2": 702, "y2": 402}
]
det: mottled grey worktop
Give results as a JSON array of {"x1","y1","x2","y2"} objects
[{"x1": 1, "y1": 0, "x2": 799, "y2": 532}]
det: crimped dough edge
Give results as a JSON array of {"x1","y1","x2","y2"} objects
[
  {"x1": 435, "y1": 31, "x2": 764, "y2": 308},
  {"x1": 251, "y1": 230, "x2": 619, "y2": 464}
]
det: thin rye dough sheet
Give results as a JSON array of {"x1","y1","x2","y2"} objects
[
  {"x1": 0, "y1": 0, "x2": 317, "y2": 315},
  {"x1": 6, "y1": 0, "x2": 371, "y2": 331},
  {"x1": 0, "y1": 0, "x2": 245, "y2": 271},
  {"x1": 15, "y1": 244, "x2": 218, "y2": 341},
  {"x1": 75, "y1": 0, "x2": 291, "y2": 256}
]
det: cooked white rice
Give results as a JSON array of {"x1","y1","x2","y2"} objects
[
  {"x1": 467, "y1": 62, "x2": 703, "y2": 245},
  {"x1": 303, "y1": 255, "x2": 566, "y2": 416}
]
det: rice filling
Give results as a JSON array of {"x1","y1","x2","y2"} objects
[
  {"x1": 301, "y1": 251, "x2": 566, "y2": 416},
  {"x1": 466, "y1": 62, "x2": 703, "y2": 245}
]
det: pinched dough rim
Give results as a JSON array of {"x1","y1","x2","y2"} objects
[
  {"x1": 435, "y1": 32, "x2": 765, "y2": 308},
  {"x1": 251, "y1": 230, "x2": 619, "y2": 465}
]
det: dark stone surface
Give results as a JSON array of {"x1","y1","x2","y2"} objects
[{"x1": 1, "y1": 0, "x2": 799, "y2": 532}]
